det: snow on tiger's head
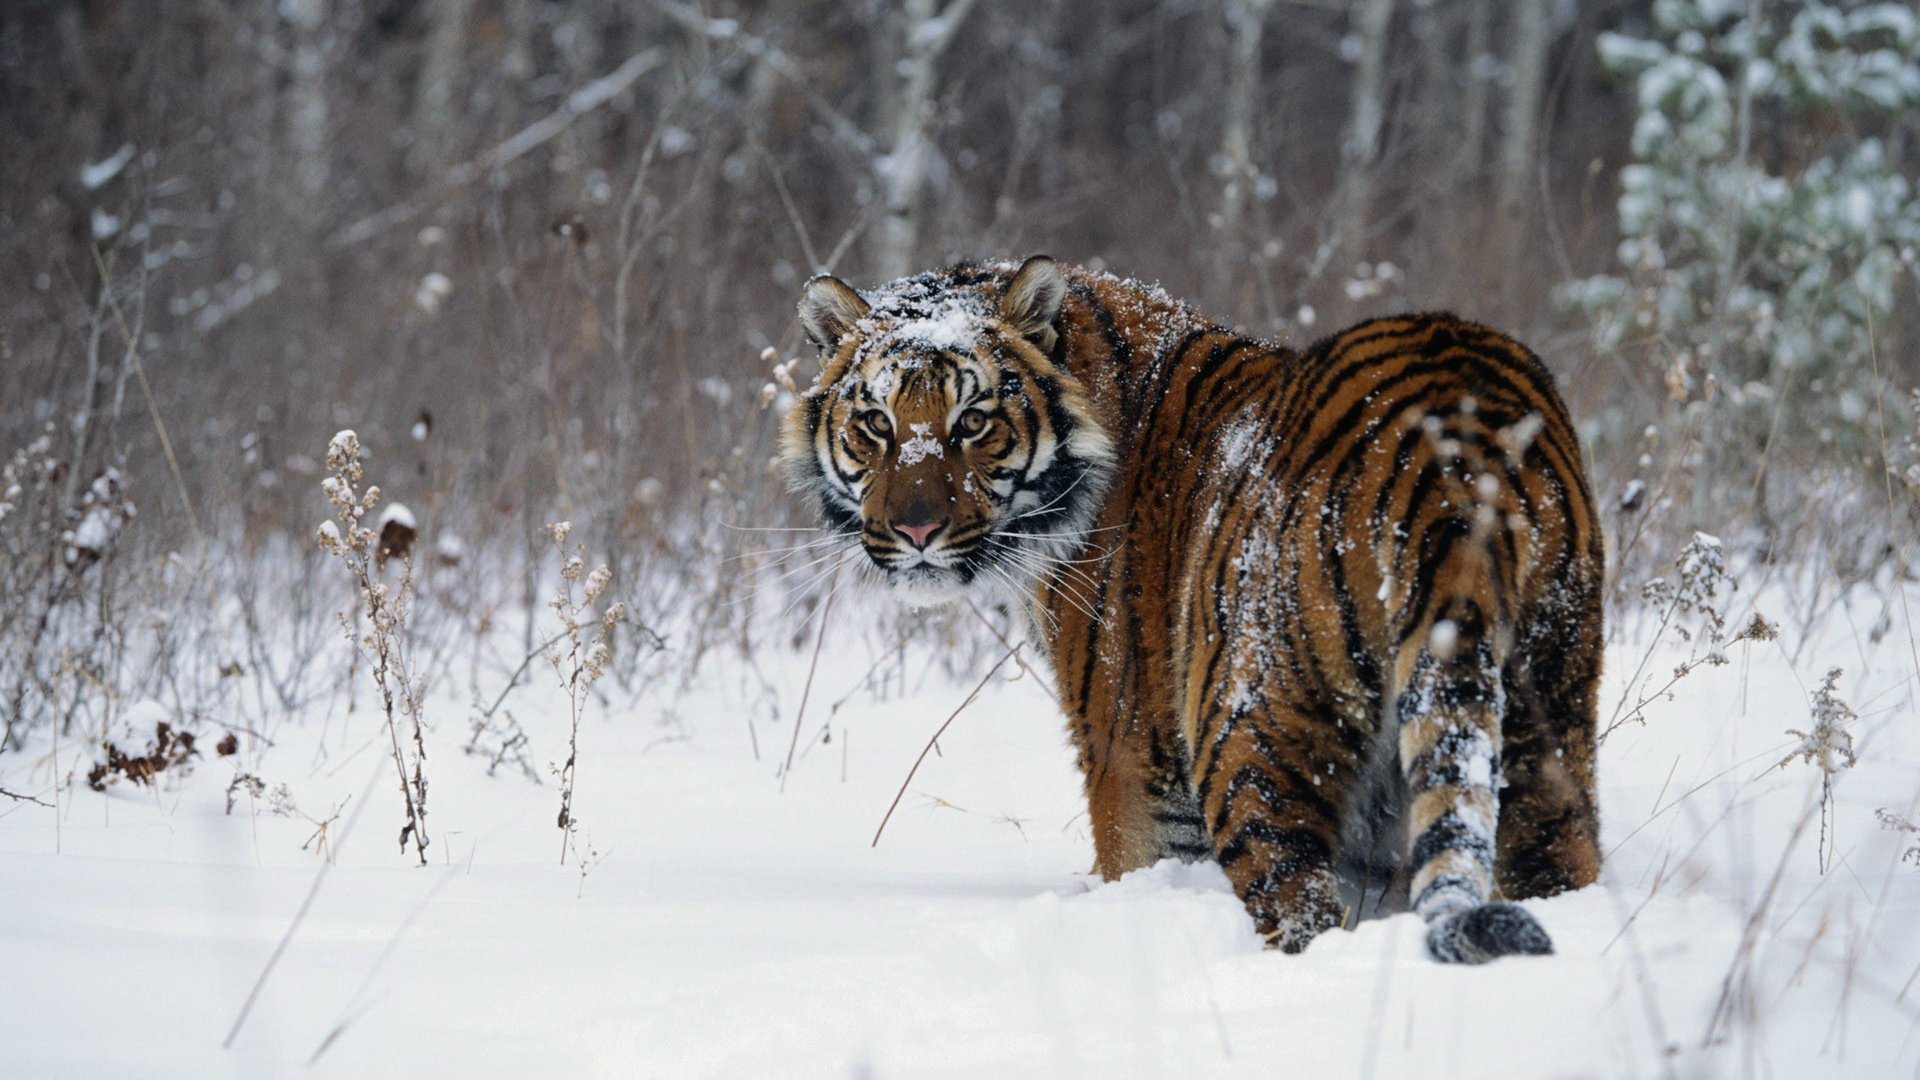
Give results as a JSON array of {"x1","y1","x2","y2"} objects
[{"x1": 781, "y1": 256, "x2": 1115, "y2": 607}]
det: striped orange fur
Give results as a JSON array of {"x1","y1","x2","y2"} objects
[{"x1": 786, "y1": 257, "x2": 1603, "y2": 961}]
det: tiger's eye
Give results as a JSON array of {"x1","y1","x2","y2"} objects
[
  {"x1": 956, "y1": 409, "x2": 987, "y2": 437},
  {"x1": 863, "y1": 410, "x2": 893, "y2": 438}
]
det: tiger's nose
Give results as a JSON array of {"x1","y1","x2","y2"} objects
[{"x1": 893, "y1": 503, "x2": 947, "y2": 549}]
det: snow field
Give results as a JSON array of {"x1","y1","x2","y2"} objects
[{"x1": 3, "y1": 587, "x2": 1918, "y2": 1079}]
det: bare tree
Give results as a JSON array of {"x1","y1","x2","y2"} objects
[
  {"x1": 871, "y1": 0, "x2": 980, "y2": 279},
  {"x1": 412, "y1": 0, "x2": 474, "y2": 170},
  {"x1": 0, "y1": 0, "x2": 1913, "y2": 763},
  {"x1": 281, "y1": 0, "x2": 332, "y2": 201},
  {"x1": 1497, "y1": 0, "x2": 1553, "y2": 248},
  {"x1": 1334, "y1": 0, "x2": 1396, "y2": 262},
  {"x1": 1460, "y1": 0, "x2": 1494, "y2": 184},
  {"x1": 1217, "y1": 0, "x2": 1277, "y2": 242}
]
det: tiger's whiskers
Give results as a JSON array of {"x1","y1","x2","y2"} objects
[{"x1": 722, "y1": 529, "x2": 860, "y2": 566}]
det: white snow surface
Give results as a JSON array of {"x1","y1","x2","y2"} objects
[{"x1": 3, "y1": 589, "x2": 1919, "y2": 1078}]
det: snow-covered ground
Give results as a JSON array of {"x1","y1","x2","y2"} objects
[{"x1": 3, "y1": 586, "x2": 1919, "y2": 1079}]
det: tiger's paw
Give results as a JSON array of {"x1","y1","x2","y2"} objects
[
  {"x1": 1254, "y1": 873, "x2": 1345, "y2": 954},
  {"x1": 1425, "y1": 902, "x2": 1553, "y2": 964},
  {"x1": 1262, "y1": 909, "x2": 1342, "y2": 954}
]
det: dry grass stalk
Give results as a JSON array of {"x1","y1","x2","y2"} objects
[
  {"x1": 1874, "y1": 808, "x2": 1920, "y2": 868},
  {"x1": 779, "y1": 568, "x2": 839, "y2": 792},
  {"x1": 317, "y1": 430, "x2": 431, "y2": 865},
  {"x1": 872, "y1": 643, "x2": 1021, "y2": 849},
  {"x1": 1779, "y1": 667, "x2": 1859, "y2": 874},
  {"x1": 542, "y1": 520, "x2": 624, "y2": 865}
]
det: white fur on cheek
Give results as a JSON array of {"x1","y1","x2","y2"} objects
[
  {"x1": 1023, "y1": 430, "x2": 1059, "y2": 486},
  {"x1": 1065, "y1": 422, "x2": 1116, "y2": 470}
]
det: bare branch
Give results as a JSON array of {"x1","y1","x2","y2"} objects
[
  {"x1": 328, "y1": 49, "x2": 664, "y2": 249},
  {"x1": 0, "y1": 786, "x2": 52, "y2": 808}
]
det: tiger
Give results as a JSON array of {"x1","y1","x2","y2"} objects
[{"x1": 783, "y1": 255, "x2": 1603, "y2": 963}]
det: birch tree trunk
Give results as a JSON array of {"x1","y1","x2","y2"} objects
[
  {"x1": 1286, "y1": 0, "x2": 1392, "y2": 289},
  {"x1": 283, "y1": 0, "x2": 331, "y2": 201},
  {"x1": 1342, "y1": 0, "x2": 1395, "y2": 241},
  {"x1": 872, "y1": 0, "x2": 979, "y2": 280},
  {"x1": 1497, "y1": 0, "x2": 1550, "y2": 231},
  {"x1": 1217, "y1": 0, "x2": 1277, "y2": 240}
]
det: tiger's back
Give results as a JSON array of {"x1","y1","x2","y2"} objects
[{"x1": 1041, "y1": 274, "x2": 1603, "y2": 958}]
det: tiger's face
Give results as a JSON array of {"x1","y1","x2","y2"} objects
[{"x1": 782, "y1": 257, "x2": 1115, "y2": 606}]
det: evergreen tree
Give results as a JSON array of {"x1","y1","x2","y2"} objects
[{"x1": 1566, "y1": 0, "x2": 1920, "y2": 435}]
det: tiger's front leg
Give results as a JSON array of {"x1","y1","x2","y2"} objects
[
  {"x1": 1077, "y1": 711, "x2": 1211, "y2": 879},
  {"x1": 1190, "y1": 694, "x2": 1358, "y2": 952}
]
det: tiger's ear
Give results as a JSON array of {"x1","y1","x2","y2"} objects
[
  {"x1": 798, "y1": 275, "x2": 870, "y2": 353},
  {"x1": 1000, "y1": 255, "x2": 1067, "y2": 353}
]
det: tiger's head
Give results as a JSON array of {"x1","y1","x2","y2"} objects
[{"x1": 782, "y1": 256, "x2": 1115, "y2": 606}]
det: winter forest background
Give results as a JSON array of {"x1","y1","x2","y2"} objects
[{"x1": 3, "y1": 1, "x2": 1920, "y2": 1077}]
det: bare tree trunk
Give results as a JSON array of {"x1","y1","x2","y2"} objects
[
  {"x1": 1492, "y1": 0, "x2": 1552, "y2": 311},
  {"x1": 1497, "y1": 0, "x2": 1550, "y2": 232},
  {"x1": 872, "y1": 0, "x2": 979, "y2": 280},
  {"x1": 1461, "y1": 0, "x2": 1492, "y2": 186},
  {"x1": 1299, "y1": 0, "x2": 1392, "y2": 287},
  {"x1": 986, "y1": 0, "x2": 1067, "y2": 247},
  {"x1": 283, "y1": 0, "x2": 331, "y2": 200},
  {"x1": 1415, "y1": 1, "x2": 1452, "y2": 155},
  {"x1": 413, "y1": 0, "x2": 473, "y2": 170},
  {"x1": 1337, "y1": 0, "x2": 1394, "y2": 255},
  {"x1": 1217, "y1": 0, "x2": 1277, "y2": 240}
]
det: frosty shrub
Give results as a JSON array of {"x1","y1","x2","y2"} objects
[
  {"x1": 542, "y1": 520, "x2": 625, "y2": 866},
  {"x1": 1606, "y1": 532, "x2": 1780, "y2": 741},
  {"x1": 1875, "y1": 808, "x2": 1920, "y2": 866},
  {"x1": 0, "y1": 427, "x2": 139, "y2": 749},
  {"x1": 316, "y1": 430, "x2": 431, "y2": 865},
  {"x1": 1564, "y1": 0, "x2": 1920, "y2": 525},
  {"x1": 86, "y1": 714, "x2": 198, "y2": 792},
  {"x1": 1780, "y1": 666, "x2": 1859, "y2": 872}
]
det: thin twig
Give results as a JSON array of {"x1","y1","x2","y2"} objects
[
  {"x1": 872, "y1": 643, "x2": 1021, "y2": 848},
  {"x1": 1865, "y1": 302, "x2": 1920, "y2": 693},
  {"x1": 1704, "y1": 789, "x2": 1820, "y2": 1045},
  {"x1": 88, "y1": 244, "x2": 201, "y2": 547},
  {"x1": 478, "y1": 628, "x2": 572, "y2": 721},
  {"x1": 0, "y1": 785, "x2": 52, "y2": 808},
  {"x1": 965, "y1": 598, "x2": 1057, "y2": 708},
  {"x1": 779, "y1": 569, "x2": 838, "y2": 792}
]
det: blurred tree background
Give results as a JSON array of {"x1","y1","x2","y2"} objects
[{"x1": 1, "y1": 0, "x2": 1916, "y2": 659}]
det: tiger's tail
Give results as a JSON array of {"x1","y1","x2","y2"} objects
[{"x1": 1388, "y1": 410, "x2": 1553, "y2": 964}]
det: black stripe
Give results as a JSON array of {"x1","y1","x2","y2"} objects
[
  {"x1": 1410, "y1": 811, "x2": 1495, "y2": 870},
  {"x1": 1412, "y1": 873, "x2": 1484, "y2": 913},
  {"x1": 1216, "y1": 820, "x2": 1332, "y2": 870}
]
